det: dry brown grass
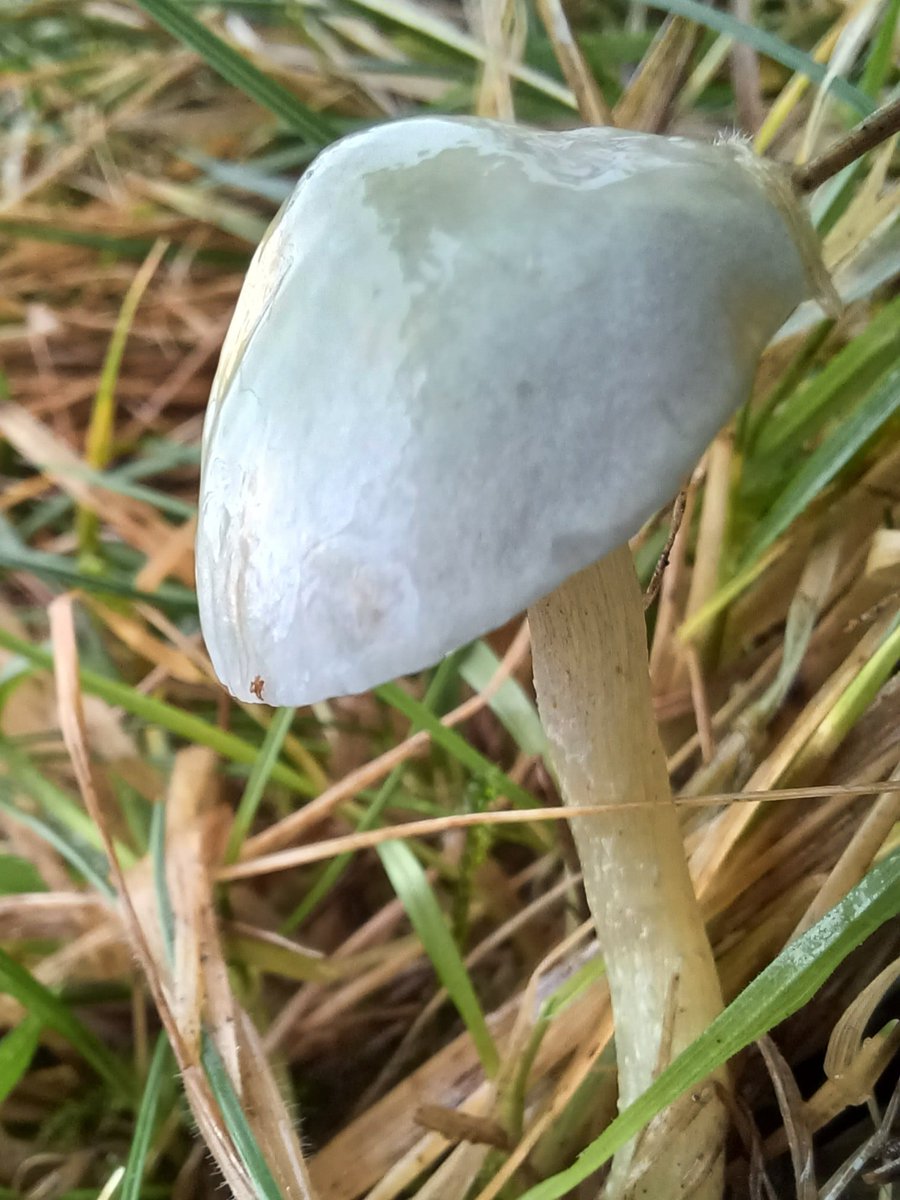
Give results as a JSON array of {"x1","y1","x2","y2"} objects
[{"x1": 0, "y1": 2, "x2": 898, "y2": 1198}]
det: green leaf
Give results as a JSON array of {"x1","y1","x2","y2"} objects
[
  {"x1": 0, "y1": 854, "x2": 47, "y2": 894},
  {"x1": 0, "y1": 542, "x2": 198, "y2": 616},
  {"x1": 0, "y1": 219, "x2": 248, "y2": 266},
  {"x1": 226, "y1": 706, "x2": 296, "y2": 862},
  {"x1": 375, "y1": 681, "x2": 538, "y2": 808},
  {"x1": 226, "y1": 927, "x2": 339, "y2": 982},
  {"x1": 64, "y1": 464, "x2": 197, "y2": 520},
  {"x1": 201, "y1": 1036, "x2": 283, "y2": 1200},
  {"x1": 458, "y1": 642, "x2": 547, "y2": 758},
  {"x1": 0, "y1": 738, "x2": 121, "y2": 860},
  {"x1": 78, "y1": 241, "x2": 168, "y2": 557},
  {"x1": 120, "y1": 1034, "x2": 171, "y2": 1200},
  {"x1": 379, "y1": 839, "x2": 499, "y2": 1075},
  {"x1": 741, "y1": 359, "x2": 900, "y2": 564},
  {"x1": 0, "y1": 628, "x2": 315, "y2": 798},
  {"x1": 0, "y1": 789, "x2": 114, "y2": 899},
  {"x1": 0, "y1": 1014, "x2": 42, "y2": 1105},
  {"x1": 181, "y1": 149, "x2": 296, "y2": 204},
  {"x1": 753, "y1": 295, "x2": 900, "y2": 457},
  {"x1": 520, "y1": 848, "x2": 900, "y2": 1199},
  {"x1": 0, "y1": 947, "x2": 132, "y2": 1098},
  {"x1": 281, "y1": 657, "x2": 463, "y2": 931},
  {"x1": 149, "y1": 803, "x2": 175, "y2": 968},
  {"x1": 792, "y1": 612, "x2": 900, "y2": 777},
  {"x1": 860, "y1": 0, "x2": 900, "y2": 95},
  {"x1": 280, "y1": 768, "x2": 403, "y2": 932},
  {"x1": 134, "y1": 0, "x2": 336, "y2": 143},
  {"x1": 642, "y1": 0, "x2": 874, "y2": 115}
]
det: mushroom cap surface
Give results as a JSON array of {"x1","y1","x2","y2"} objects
[{"x1": 197, "y1": 117, "x2": 814, "y2": 706}]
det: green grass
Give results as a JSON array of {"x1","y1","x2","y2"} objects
[
  {"x1": 120, "y1": 1034, "x2": 172, "y2": 1200},
  {"x1": 0, "y1": 0, "x2": 897, "y2": 1195},
  {"x1": 0, "y1": 949, "x2": 133, "y2": 1099},
  {"x1": 522, "y1": 848, "x2": 900, "y2": 1199}
]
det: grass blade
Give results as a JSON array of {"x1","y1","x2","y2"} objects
[
  {"x1": 0, "y1": 628, "x2": 315, "y2": 797},
  {"x1": 376, "y1": 680, "x2": 537, "y2": 808},
  {"x1": 379, "y1": 839, "x2": 499, "y2": 1075},
  {"x1": 642, "y1": 0, "x2": 874, "y2": 115},
  {"x1": 753, "y1": 294, "x2": 900, "y2": 457},
  {"x1": 458, "y1": 641, "x2": 546, "y2": 758},
  {"x1": 0, "y1": 854, "x2": 47, "y2": 895},
  {"x1": 200, "y1": 1037, "x2": 284, "y2": 1200},
  {"x1": 0, "y1": 737, "x2": 122, "y2": 859},
  {"x1": 0, "y1": 219, "x2": 248, "y2": 265},
  {"x1": 0, "y1": 1014, "x2": 41, "y2": 1105},
  {"x1": 120, "y1": 1034, "x2": 171, "y2": 1200},
  {"x1": 0, "y1": 542, "x2": 198, "y2": 616},
  {"x1": 0, "y1": 790, "x2": 115, "y2": 898},
  {"x1": 279, "y1": 780, "x2": 400, "y2": 932},
  {"x1": 134, "y1": 0, "x2": 336, "y2": 142},
  {"x1": 343, "y1": 0, "x2": 576, "y2": 107},
  {"x1": 77, "y1": 241, "x2": 168, "y2": 557},
  {"x1": 860, "y1": 0, "x2": 900, "y2": 95},
  {"x1": 149, "y1": 802, "x2": 175, "y2": 967},
  {"x1": 281, "y1": 654, "x2": 463, "y2": 930},
  {"x1": 520, "y1": 848, "x2": 900, "y2": 1199},
  {"x1": 741, "y1": 358, "x2": 900, "y2": 563},
  {"x1": 226, "y1": 706, "x2": 296, "y2": 862},
  {"x1": 0, "y1": 947, "x2": 132, "y2": 1098}
]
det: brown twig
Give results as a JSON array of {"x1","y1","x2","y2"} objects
[
  {"x1": 644, "y1": 488, "x2": 688, "y2": 610},
  {"x1": 793, "y1": 95, "x2": 900, "y2": 192},
  {"x1": 218, "y1": 778, "x2": 900, "y2": 882}
]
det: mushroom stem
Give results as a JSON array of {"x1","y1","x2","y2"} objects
[{"x1": 529, "y1": 545, "x2": 726, "y2": 1199}]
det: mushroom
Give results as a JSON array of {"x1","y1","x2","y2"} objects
[{"x1": 197, "y1": 117, "x2": 829, "y2": 1197}]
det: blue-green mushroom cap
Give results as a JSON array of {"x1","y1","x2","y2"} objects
[{"x1": 197, "y1": 116, "x2": 823, "y2": 706}]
